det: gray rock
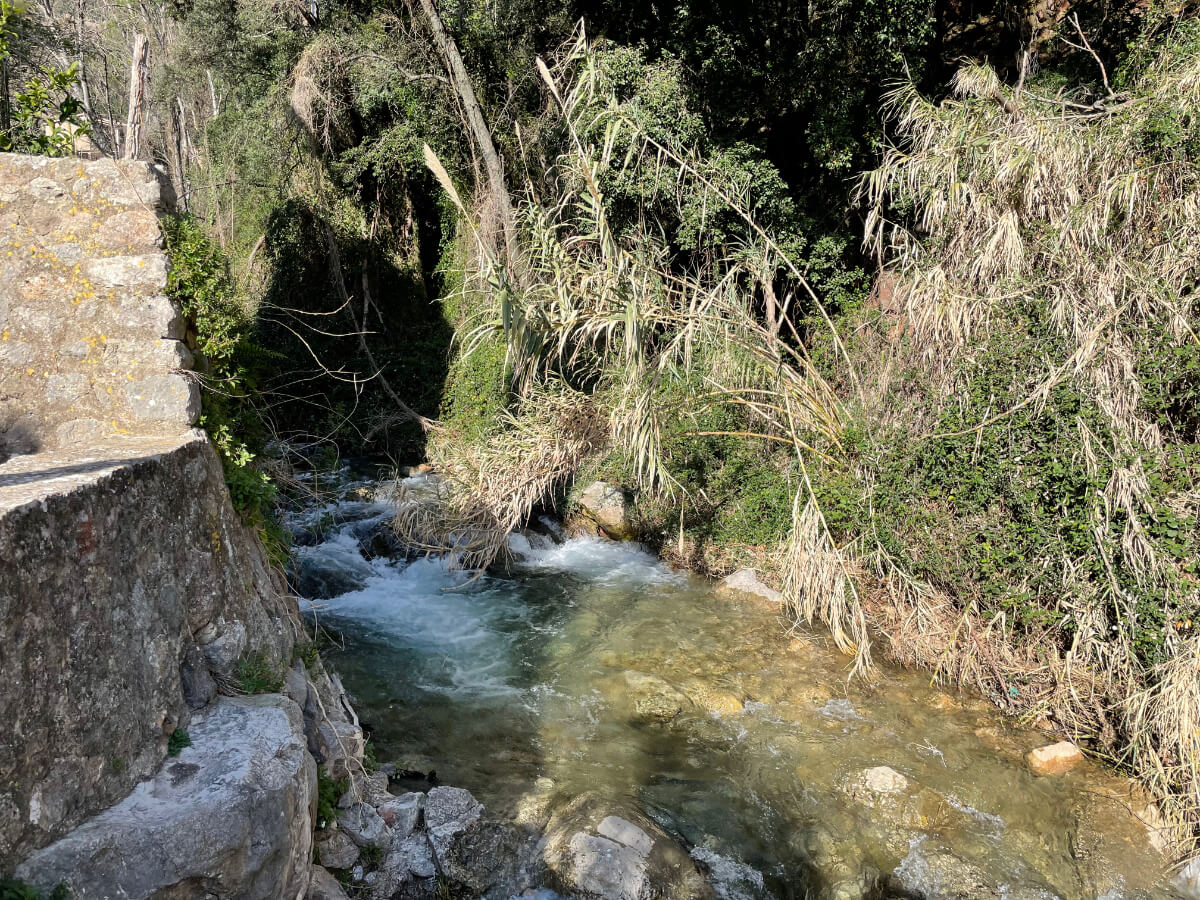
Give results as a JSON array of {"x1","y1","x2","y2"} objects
[
  {"x1": 320, "y1": 719, "x2": 366, "y2": 780},
  {"x1": 179, "y1": 645, "x2": 217, "y2": 710},
  {"x1": 309, "y1": 865, "x2": 351, "y2": 900},
  {"x1": 200, "y1": 619, "x2": 248, "y2": 674},
  {"x1": 577, "y1": 481, "x2": 636, "y2": 540},
  {"x1": 14, "y1": 696, "x2": 315, "y2": 900},
  {"x1": 360, "y1": 771, "x2": 392, "y2": 805},
  {"x1": 338, "y1": 801, "x2": 392, "y2": 849},
  {"x1": 568, "y1": 832, "x2": 650, "y2": 898},
  {"x1": 716, "y1": 569, "x2": 782, "y2": 604},
  {"x1": 1176, "y1": 857, "x2": 1200, "y2": 899},
  {"x1": 370, "y1": 833, "x2": 439, "y2": 899},
  {"x1": 378, "y1": 792, "x2": 425, "y2": 838},
  {"x1": 424, "y1": 785, "x2": 483, "y2": 840},
  {"x1": 423, "y1": 786, "x2": 521, "y2": 894},
  {"x1": 318, "y1": 829, "x2": 361, "y2": 870}
]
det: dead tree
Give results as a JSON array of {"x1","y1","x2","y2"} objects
[
  {"x1": 122, "y1": 33, "x2": 148, "y2": 159},
  {"x1": 409, "y1": 0, "x2": 516, "y2": 265}
]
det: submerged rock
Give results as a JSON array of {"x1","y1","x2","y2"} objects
[
  {"x1": 14, "y1": 695, "x2": 315, "y2": 900},
  {"x1": 889, "y1": 839, "x2": 1058, "y2": 900},
  {"x1": 1025, "y1": 741, "x2": 1083, "y2": 776},
  {"x1": 622, "y1": 670, "x2": 689, "y2": 723},
  {"x1": 716, "y1": 569, "x2": 782, "y2": 604},
  {"x1": 689, "y1": 847, "x2": 769, "y2": 900}
]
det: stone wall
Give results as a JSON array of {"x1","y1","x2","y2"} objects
[
  {"x1": 0, "y1": 432, "x2": 300, "y2": 872},
  {"x1": 0, "y1": 153, "x2": 197, "y2": 456}
]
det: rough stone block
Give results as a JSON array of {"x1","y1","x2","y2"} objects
[
  {"x1": 124, "y1": 374, "x2": 200, "y2": 426},
  {"x1": 83, "y1": 255, "x2": 168, "y2": 289}
]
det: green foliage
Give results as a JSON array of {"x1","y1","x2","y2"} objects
[
  {"x1": 0, "y1": 1, "x2": 90, "y2": 157},
  {"x1": 0, "y1": 880, "x2": 69, "y2": 900},
  {"x1": 315, "y1": 769, "x2": 346, "y2": 831},
  {"x1": 167, "y1": 729, "x2": 191, "y2": 757},
  {"x1": 234, "y1": 650, "x2": 283, "y2": 695},
  {"x1": 293, "y1": 640, "x2": 320, "y2": 672},
  {"x1": 162, "y1": 215, "x2": 283, "y2": 525}
]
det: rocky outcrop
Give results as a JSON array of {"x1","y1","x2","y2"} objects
[
  {"x1": 14, "y1": 696, "x2": 316, "y2": 899},
  {"x1": 0, "y1": 432, "x2": 299, "y2": 870},
  {"x1": 0, "y1": 153, "x2": 198, "y2": 455}
]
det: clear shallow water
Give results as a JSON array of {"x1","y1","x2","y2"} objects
[{"x1": 286, "y1": 474, "x2": 1177, "y2": 900}]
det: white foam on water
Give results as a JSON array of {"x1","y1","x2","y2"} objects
[
  {"x1": 304, "y1": 553, "x2": 533, "y2": 698},
  {"x1": 516, "y1": 535, "x2": 684, "y2": 586}
]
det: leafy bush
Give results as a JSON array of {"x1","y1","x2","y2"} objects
[
  {"x1": 0, "y1": 1, "x2": 89, "y2": 157},
  {"x1": 162, "y1": 215, "x2": 280, "y2": 527}
]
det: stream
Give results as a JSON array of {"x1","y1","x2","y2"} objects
[{"x1": 284, "y1": 466, "x2": 1180, "y2": 900}]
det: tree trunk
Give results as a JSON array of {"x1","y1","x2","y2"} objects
[
  {"x1": 411, "y1": 0, "x2": 516, "y2": 264},
  {"x1": 123, "y1": 34, "x2": 149, "y2": 159}
]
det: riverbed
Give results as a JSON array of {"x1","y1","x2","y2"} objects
[{"x1": 285, "y1": 469, "x2": 1178, "y2": 900}]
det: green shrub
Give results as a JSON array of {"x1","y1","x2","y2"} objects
[
  {"x1": 163, "y1": 215, "x2": 284, "y2": 528},
  {"x1": 234, "y1": 650, "x2": 283, "y2": 695},
  {"x1": 167, "y1": 729, "x2": 191, "y2": 757},
  {"x1": 315, "y1": 769, "x2": 345, "y2": 831}
]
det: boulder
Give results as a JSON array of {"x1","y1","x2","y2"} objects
[
  {"x1": 338, "y1": 801, "x2": 392, "y2": 850},
  {"x1": 318, "y1": 829, "x2": 360, "y2": 870},
  {"x1": 423, "y1": 786, "x2": 521, "y2": 894},
  {"x1": 541, "y1": 794, "x2": 712, "y2": 900},
  {"x1": 716, "y1": 569, "x2": 782, "y2": 604},
  {"x1": 1025, "y1": 741, "x2": 1083, "y2": 776},
  {"x1": 14, "y1": 695, "x2": 315, "y2": 900},
  {"x1": 577, "y1": 481, "x2": 636, "y2": 540}
]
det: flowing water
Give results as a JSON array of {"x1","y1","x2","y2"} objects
[{"x1": 286, "y1": 469, "x2": 1179, "y2": 900}]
